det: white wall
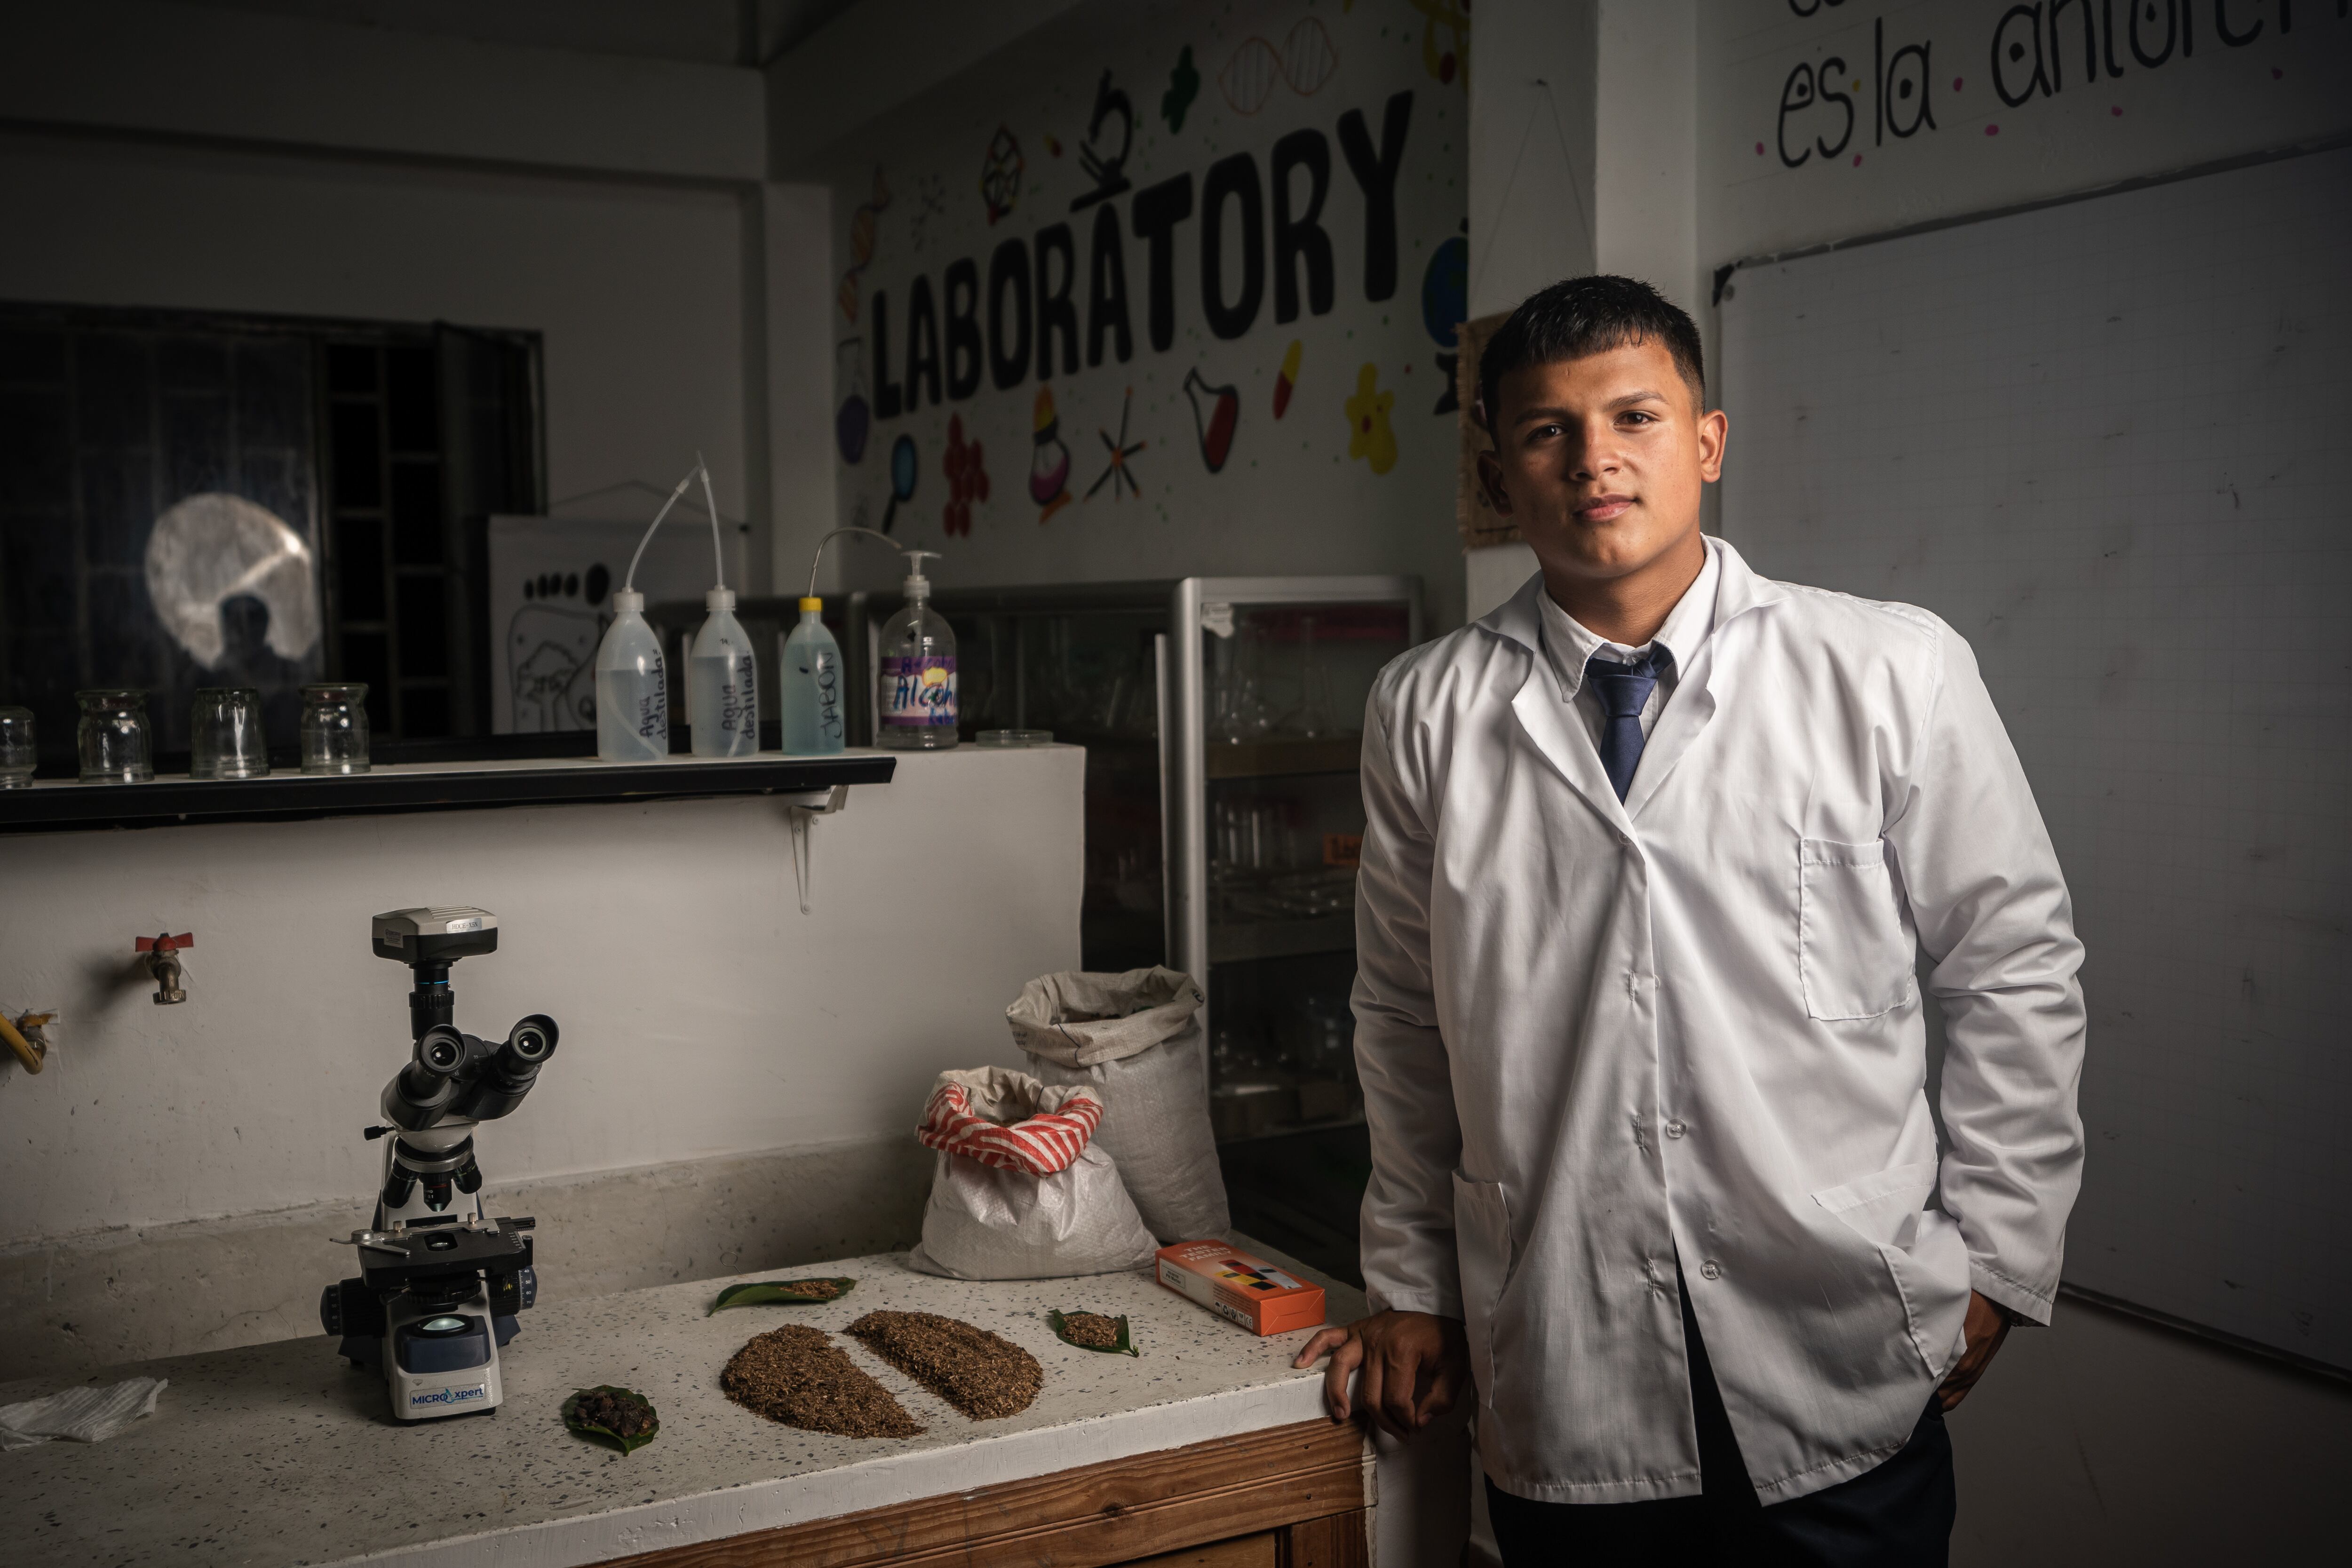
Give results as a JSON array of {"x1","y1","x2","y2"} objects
[
  {"x1": 0, "y1": 748, "x2": 1079, "y2": 1239},
  {"x1": 0, "y1": 133, "x2": 757, "y2": 554},
  {"x1": 0, "y1": 0, "x2": 851, "y2": 596}
]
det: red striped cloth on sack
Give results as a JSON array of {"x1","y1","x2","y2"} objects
[{"x1": 917, "y1": 1082, "x2": 1104, "y2": 1175}]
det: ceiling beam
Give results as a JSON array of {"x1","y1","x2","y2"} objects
[{"x1": 2, "y1": 0, "x2": 766, "y2": 183}]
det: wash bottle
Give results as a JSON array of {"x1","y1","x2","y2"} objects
[
  {"x1": 686, "y1": 460, "x2": 759, "y2": 757},
  {"x1": 593, "y1": 468, "x2": 700, "y2": 762}
]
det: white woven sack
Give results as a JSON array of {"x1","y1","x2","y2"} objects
[
  {"x1": 1008, "y1": 968, "x2": 1231, "y2": 1243},
  {"x1": 905, "y1": 1066, "x2": 1159, "y2": 1281}
]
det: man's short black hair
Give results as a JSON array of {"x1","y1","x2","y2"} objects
[{"x1": 1478, "y1": 275, "x2": 1706, "y2": 437}]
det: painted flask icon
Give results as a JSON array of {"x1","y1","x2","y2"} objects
[{"x1": 1184, "y1": 368, "x2": 1239, "y2": 473}]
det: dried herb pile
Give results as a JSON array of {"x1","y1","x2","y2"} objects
[
  {"x1": 1059, "y1": 1312, "x2": 1120, "y2": 1348},
  {"x1": 722, "y1": 1323, "x2": 925, "y2": 1438},
  {"x1": 846, "y1": 1310, "x2": 1042, "y2": 1421}
]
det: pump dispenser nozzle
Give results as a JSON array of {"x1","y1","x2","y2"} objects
[{"x1": 901, "y1": 550, "x2": 939, "y2": 597}]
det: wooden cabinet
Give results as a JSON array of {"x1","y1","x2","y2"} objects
[{"x1": 608, "y1": 1420, "x2": 1369, "y2": 1568}]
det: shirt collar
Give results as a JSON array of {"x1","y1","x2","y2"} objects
[{"x1": 1537, "y1": 539, "x2": 1723, "y2": 701}]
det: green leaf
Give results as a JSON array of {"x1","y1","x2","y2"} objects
[
  {"x1": 1047, "y1": 1308, "x2": 1139, "y2": 1357},
  {"x1": 562, "y1": 1385, "x2": 660, "y2": 1454},
  {"x1": 707, "y1": 1277, "x2": 858, "y2": 1314}
]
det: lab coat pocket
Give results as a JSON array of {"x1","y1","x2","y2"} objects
[
  {"x1": 1814, "y1": 1162, "x2": 1970, "y2": 1377},
  {"x1": 1451, "y1": 1171, "x2": 1512, "y2": 1409},
  {"x1": 1798, "y1": 838, "x2": 1918, "y2": 1021}
]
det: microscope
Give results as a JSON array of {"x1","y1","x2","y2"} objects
[{"x1": 319, "y1": 908, "x2": 558, "y2": 1421}]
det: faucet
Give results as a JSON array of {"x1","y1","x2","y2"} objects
[{"x1": 137, "y1": 932, "x2": 192, "y2": 1004}]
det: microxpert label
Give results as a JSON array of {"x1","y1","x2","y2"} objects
[{"x1": 410, "y1": 1383, "x2": 490, "y2": 1409}]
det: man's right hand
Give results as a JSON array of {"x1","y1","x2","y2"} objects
[{"x1": 1291, "y1": 1310, "x2": 1470, "y2": 1439}]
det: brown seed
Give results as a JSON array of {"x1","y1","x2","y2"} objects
[
  {"x1": 774, "y1": 1279, "x2": 843, "y2": 1300},
  {"x1": 1061, "y1": 1312, "x2": 1120, "y2": 1348},
  {"x1": 722, "y1": 1323, "x2": 925, "y2": 1438},
  {"x1": 846, "y1": 1310, "x2": 1043, "y2": 1421}
]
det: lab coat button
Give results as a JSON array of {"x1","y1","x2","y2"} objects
[
  {"x1": 1700, "y1": 1260, "x2": 1722, "y2": 1281},
  {"x1": 1665, "y1": 1119, "x2": 1687, "y2": 1139}
]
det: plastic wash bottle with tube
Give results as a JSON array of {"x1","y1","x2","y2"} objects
[
  {"x1": 594, "y1": 589, "x2": 667, "y2": 761},
  {"x1": 689, "y1": 588, "x2": 759, "y2": 756},
  {"x1": 593, "y1": 466, "x2": 700, "y2": 763},
  {"x1": 778, "y1": 598, "x2": 845, "y2": 755},
  {"x1": 875, "y1": 550, "x2": 957, "y2": 749}
]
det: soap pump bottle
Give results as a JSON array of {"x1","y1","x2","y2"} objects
[
  {"x1": 689, "y1": 587, "x2": 759, "y2": 756},
  {"x1": 875, "y1": 550, "x2": 957, "y2": 750},
  {"x1": 594, "y1": 589, "x2": 668, "y2": 762},
  {"x1": 778, "y1": 597, "x2": 845, "y2": 755}
]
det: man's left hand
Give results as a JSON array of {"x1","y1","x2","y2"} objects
[{"x1": 1936, "y1": 1289, "x2": 2013, "y2": 1412}]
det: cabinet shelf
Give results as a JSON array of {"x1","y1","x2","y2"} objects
[
  {"x1": 1208, "y1": 913, "x2": 1356, "y2": 964},
  {"x1": 1204, "y1": 737, "x2": 1362, "y2": 780}
]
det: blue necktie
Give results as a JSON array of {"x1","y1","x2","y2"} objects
[{"x1": 1585, "y1": 649, "x2": 1670, "y2": 802}]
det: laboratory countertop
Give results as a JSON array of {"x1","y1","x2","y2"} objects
[{"x1": 1, "y1": 1242, "x2": 1368, "y2": 1568}]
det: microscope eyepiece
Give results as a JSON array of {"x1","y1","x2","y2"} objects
[
  {"x1": 418, "y1": 1027, "x2": 466, "y2": 1075},
  {"x1": 384, "y1": 1026, "x2": 469, "y2": 1130},
  {"x1": 505, "y1": 1015, "x2": 558, "y2": 1066}
]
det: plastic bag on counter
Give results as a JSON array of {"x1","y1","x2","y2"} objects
[
  {"x1": 906, "y1": 1066, "x2": 1159, "y2": 1281},
  {"x1": 1006, "y1": 967, "x2": 1230, "y2": 1243}
]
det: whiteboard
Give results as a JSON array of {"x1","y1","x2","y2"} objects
[{"x1": 1720, "y1": 147, "x2": 2352, "y2": 1371}]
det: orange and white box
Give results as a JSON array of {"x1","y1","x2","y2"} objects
[{"x1": 1154, "y1": 1241, "x2": 1326, "y2": 1336}]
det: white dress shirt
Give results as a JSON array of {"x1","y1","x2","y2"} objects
[
  {"x1": 1351, "y1": 537, "x2": 2085, "y2": 1506},
  {"x1": 1537, "y1": 542, "x2": 1721, "y2": 748}
]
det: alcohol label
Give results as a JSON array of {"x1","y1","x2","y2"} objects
[{"x1": 883, "y1": 655, "x2": 958, "y2": 726}]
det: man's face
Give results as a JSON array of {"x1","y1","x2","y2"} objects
[{"x1": 1477, "y1": 340, "x2": 1728, "y2": 588}]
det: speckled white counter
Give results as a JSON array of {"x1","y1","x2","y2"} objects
[{"x1": 2, "y1": 1242, "x2": 1422, "y2": 1568}]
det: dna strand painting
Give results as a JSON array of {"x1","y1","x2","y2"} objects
[{"x1": 1218, "y1": 17, "x2": 1339, "y2": 116}]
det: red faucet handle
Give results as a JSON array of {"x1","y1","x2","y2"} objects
[{"x1": 135, "y1": 933, "x2": 194, "y2": 953}]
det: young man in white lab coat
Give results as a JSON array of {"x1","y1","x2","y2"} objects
[{"x1": 1294, "y1": 276, "x2": 2085, "y2": 1563}]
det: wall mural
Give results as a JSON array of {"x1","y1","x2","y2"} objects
[{"x1": 826, "y1": 0, "x2": 1468, "y2": 603}]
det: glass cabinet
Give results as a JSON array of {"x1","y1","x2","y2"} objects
[{"x1": 1162, "y1": 579, "x2": 1420, "y2": 1153}]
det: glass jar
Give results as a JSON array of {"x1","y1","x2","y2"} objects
[
  {"x1": 77, "y1": 689, "x2": 153, "y2": 783},
  {"x1": 300, "y1": 683, "x2": 370, "y2": 775},
  {"x1": 0, "y1": 705, "x2": 35, "y2": 788},
  {"x1": 191, "y1": 688, "x2": 270, "y2": 780}
]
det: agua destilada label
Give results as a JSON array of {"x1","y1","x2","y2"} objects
[{"x1": 883, "y1": 655, "x2": 957, "y2": 727}]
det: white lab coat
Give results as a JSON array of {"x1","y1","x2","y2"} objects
[{"x1": 1352, "y1": 538, "x2": 2085, "y2": 1505}]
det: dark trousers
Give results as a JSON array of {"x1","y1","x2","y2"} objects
[{"x1": 1486, "y1": 1281, "x2": 1955, "y2": 1568}]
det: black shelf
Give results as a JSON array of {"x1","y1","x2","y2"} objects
[
  {"x1": 0, "y1": 751, "x2": 895, "y2": 834},
  {"x1": 1205, "y1": 737, "x2": 1363, "y2": 780},
  {"x1": 1208, "y1": 913, "x2": 1356, "y2": 964}
]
